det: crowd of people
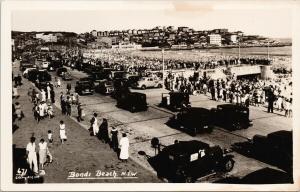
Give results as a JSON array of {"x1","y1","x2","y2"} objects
[
  {"x1": 66, "y1": 48, "x2": 273, "y2": 76},
  {"x1": 164, "y1": 71, "x2": 293, "y2": 117},
  {"x1": 13, "y1": 68, "x2": 131, "y2": 177}
]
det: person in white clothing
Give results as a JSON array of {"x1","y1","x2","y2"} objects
[
  {"x1": 38, "y1": 102, "x2": 45, "y2": 119},
  {"x1": 41, "y1": 89, "x2": 46, "y2": 102},
  {"x1": 26, "y1": 137, "x2": 38, "y2": 174},
  {"x1": 46, "y1": 84, "x2": 51, "y2": 101},
  {"x1": 90, "y1": 113, "x2": 99, "y2": 136},
  {"x1": 57, "y1": 79, "x2": 61, "y2": 87},
  {"x1": 59, "y1": 120, "x2": 67, "y2": 144},
  {"x1": 119, "y1": 133, "x2": 129, "y2": 162}
]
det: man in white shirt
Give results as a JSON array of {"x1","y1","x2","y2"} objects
[
  {"x1": 119, "y1": 133, "x2": 129, "y2": 162},
  {"x1": 26, "y1": 137, "x2": 38, "y2": 174}
]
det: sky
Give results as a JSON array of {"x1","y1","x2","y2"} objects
[{"x1": 11, "y1": 1, "x2": 293, "y2": 38}]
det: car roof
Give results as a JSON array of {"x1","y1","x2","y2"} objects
[
  {"x1": 163, "y1": 140, "x2": 210, "y2": 156},
  {"x1": 217, "y1": 104, "x2": 248, "y2": 110},
  {"x1": 184, "y1": 107, "x2": 210, "y2": 113}
]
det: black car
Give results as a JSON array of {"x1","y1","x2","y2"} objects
[
  {"x1": 95, "y1": 80, "x2": 114, "y2": 95},
  {"x1": 232, "y1": 130, "x2": 292, "y2": 173},
  {"x1": 147, "y1": 140, "x2": 234, "y2": 182},
  {"x1": 27, "y1": 69, "x2": 51, "y2": 83},
  {"x1": 167, "y1": 107, "x2": 213, "y2": 136},
  {"x1": 111, "y1": 78, "x2": 130, "y2": 99},
  {"x1": 48, "y1": 60, "x2": 63, "y2": 71},
  {"x1": 56, "y1": 67, "x2": 68, "y2": 77},
  {"x1": 127, "y1": 75, "x2": 141, "y2": 87},
  {"x1": 75, "y1": 78, "x2": 95, "y2": 95},
  {"x1": 160, "y1": 92, "x2": 190, "y2": 111},
  {"x1": 211, "y1": 104, "x2": 252, "y2": 130},
  {"x1": 84, "y1": 65, "x2": 102, "y2": 74},
  {"x1": 116, "y1": 92, "x2": 148, "y2": 113}
]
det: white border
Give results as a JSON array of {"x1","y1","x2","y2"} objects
[{"x1": 1, "y1": 1, "x2": 300, "y2": 191}]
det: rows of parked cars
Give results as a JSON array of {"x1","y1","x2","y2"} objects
[{"x1": 19, "y1": 54, "x2": 292, "y2": 183}]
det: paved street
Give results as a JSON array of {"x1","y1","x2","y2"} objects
[
  {"x1": 21, "y1": 63, "x2": 292, "y2": 182},
  {"x1": 12, "y1": 62, "x2": 161, "y2": 183}
]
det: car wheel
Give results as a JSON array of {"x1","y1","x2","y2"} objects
[
  {"x1": 141, "y1": 85, "x2": 146, "y2": 90},
  {"x1": 185, "y1": 176, "x2": 195, "y2": 183},
  {"x1": 233, "y1": 122, "x2": 242, "y2": 130},
  {"x1": 157, "y1": 84, "x2": 162, "y2": 88},
  {"x1": 223, "y1": 159, "x2": 234, "y2": 172}
]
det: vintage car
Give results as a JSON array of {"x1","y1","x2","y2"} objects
[
  {"x1": 116, "y1": 92, "x2": 148, "y2": 112},
  {"x1": 111, "y1": 78, "x2": 130, "y2": 99},
  {"x1": 27, "y1": 69, "x2": 52, "y2": 83},
  {"x1": 160, "y1": 92, "x2": 190, "y2": 111},
  {"x1": 75, "y1": 78, "x2": 95, "y2": 95},
  {"x1": 146, "y1": 140, "x2": 234, "y2": 182},
  {"x1": 41, "y1": 61, "x2": 50, "y2": 69},
  {"x1": 126, "y1": 75, "x2": 141, "y2": 87},
  {"x1": 23, "y1": 67, "x2": 37, "y2": 78},
  {"x1": 20, "y1": 62, "x2": 36, "y2": 72},
  {"x1": 95, "y1": 80, "x2": 114, "y2": 95},
  {"x1": 62, "y1": 72, "x2": 73, "y2": 81},
  {"x1": 56, "y1": 67, "x2": 68, "y2": 77},
  {"x1": 47, "y1": 60, "x2": 63, "y2": 71},
  {"x1": 132, "y1": 76, "x2": 163, "y2": 89},
  {"x1": 232, "y1": 130, "x2": 292, "y2": 173},
  {"x1": 211, "y1": 104, "x2": 252, "y2": 130},
  {"x1": 167, "y1": 107, "x2": 213, "y2": 136}
]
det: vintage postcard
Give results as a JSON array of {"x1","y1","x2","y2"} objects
[{"x1": 1, "y1": 0, "x2": 300, "y2": 191}]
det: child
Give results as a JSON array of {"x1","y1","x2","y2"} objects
[
  {"x1": 59, "y1": 121, "x2": 67, "y2": 144},
  {"x1": 48, "y1": 130, "x2": 53, "y2": 143}
]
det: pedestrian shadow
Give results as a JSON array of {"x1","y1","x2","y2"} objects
[{"x1": 13, "y1": 145, "x2": 44, "y2": 183}]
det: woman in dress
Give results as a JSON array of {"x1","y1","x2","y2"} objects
[
  {"x1": 119, "y1": 133, "x2": 129, "y2": 162},
  {"x1": 98, "y1": 118, "x2": 109, "y2": 143},
  {"x1": 38, "y1": 139, "x2": 47, "y2": 170},
  {"x1": 41, "y1": 89, "x2": 46, "y2": 102},
  {"x1": 91, "y1": 113, "x2": 99, "y2": 136},
  {"x1": 110, "y1": 127, "x2": 119, "y2": 152},
  {"x1": 59, "y1": 120, "x2": 67, "y2": 144}
]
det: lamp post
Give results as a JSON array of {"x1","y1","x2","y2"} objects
[
  {"x1": 162, "y1": 48, "x2": 165, "y2": 89},
  {"x1": 267, "y1": 40, "x2": 270, "y2": 61}
]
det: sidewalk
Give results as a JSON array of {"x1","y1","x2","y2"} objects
[{"x1": 12, "y1": 63, "x2": 160, "y2": 183}]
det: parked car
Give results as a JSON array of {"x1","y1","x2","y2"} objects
[
  {"x1": 211, "y1": 104, "x2": 252, "y2": 130},
  {"x1": 232, "y1": 130, "x2": 292, "y2": 173},
  {"x1": 95, "y1": 80, "x2": 114, "y2": 95},
  {"x1": 132, "y1": 77, "x2": 163, "y2": 89},
  {"x1": 62, "y1": 72, "x2": 73, "y2": 81},
  {"x1": 75, "y1": 78, "x2": 95, "y2": 95},
  {"x1": 41, "y1": 61, "x2": 50, "y2": 69},
  {"x1": 116, "y1": 92, "x2": 148, "y2": 112},
  {"x1": 147, "y1": 140, "x2": 234, "y2": 182},
  {"x1": 126, "y1": 75, "x2": 141, "y2": 87},
  {"x1": 47, "y1": 60, "x2": 63, "y2": 71},
  {"x1": 20, "y1": 62, "x2": 36, "y2": 72},
  {"x1": 23, "y1": 67, "x2": 37, "y2": 78},
  {"x1": 56, "y1": 67, "x2": 68, "y2": 77},
  {"x1": 167, "y1": 107, "x2": 213, "y2": 136},
  {"x1": 27, "y1": 69, "x2": 51, "y2": 83},
  {"x1": 111, "y1": 78, "x2": 130, "y2": 99},
  {"x1": 160, "y1": 92, "x2": 190, "y2": 111}
]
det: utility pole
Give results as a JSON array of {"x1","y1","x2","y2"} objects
[
  {"x1": 162, "y1": 48, "x2": 165, "y2": 89},
  {"x1": 267, "y1": 40, "x2": 270, "y2": 61}
]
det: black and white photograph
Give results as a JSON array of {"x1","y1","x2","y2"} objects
[{"x1": 1, "y1": 0, "x2": 300, "y2": 191}]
